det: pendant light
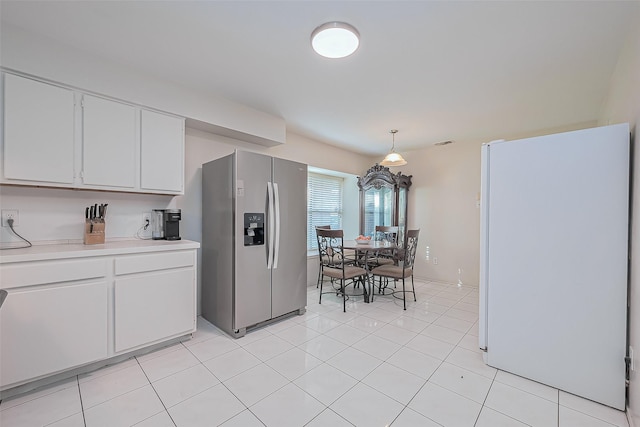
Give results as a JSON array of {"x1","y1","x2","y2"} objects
[{"x1": 380, "y1": 129, "x2": 407, "y2": 167}]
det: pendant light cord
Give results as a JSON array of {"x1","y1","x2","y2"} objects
[{"x1": 390, "y1": 129, "x2": 398, "y2": 152}]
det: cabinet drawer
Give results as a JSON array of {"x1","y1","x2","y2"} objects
[
  {"x1": 0, "y1": 259, "x2": 108, "y2": 290},
  {"x1": 115, "y1": 251, "x2": 194, "y2": 275}
]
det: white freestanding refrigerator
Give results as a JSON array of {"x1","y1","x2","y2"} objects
[
  {"x1": 201, "y1": 150, "x2": 308, "y2": 338},
  {"x1": 479, "y1": 123, "x2": 629, "y2": 410}
]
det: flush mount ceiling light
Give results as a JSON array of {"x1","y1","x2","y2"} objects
[
  {"x1": 311, "y1": 22, "x2": 360, "y2": 59},
  {"x1": 380, "y1": 129, "x2": 407, "y2": 167}
]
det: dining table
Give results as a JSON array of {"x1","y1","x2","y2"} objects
[{"x1": 341, "y1": 240, "x2": 398, "y2": 303}]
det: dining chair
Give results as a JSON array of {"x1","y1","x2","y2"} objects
[
  {"x1": 373, "y1": 225, "x2": 399, "y2": 267},
  {"x1": 315, "y1": 225, "x2": 332, "y2": 288},
  {"x1": 371, "y1": 229, "x2": 420, "y2": 310},
  {"x1": 316, "y1": 228, "x2": 370, "y2": 312}
]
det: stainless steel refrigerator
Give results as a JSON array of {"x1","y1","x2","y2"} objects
[
  {"x1": 479, "y1": 123, "x2": 629, "y2": 409},
  {"x1": 201, "y1": 150, "x2": 308, "y2": 338}
]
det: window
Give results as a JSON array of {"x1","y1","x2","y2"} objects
[{"x1": 307, "y1": 172, "x2": 343, "y2": 250}]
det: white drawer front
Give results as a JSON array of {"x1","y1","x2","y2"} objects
[
  {"x1": 0, "y1": 259, "x2": 108, "y2": 290},
  {"x1": 114, "y1": 250, "x2": 194, "y2": 275}
]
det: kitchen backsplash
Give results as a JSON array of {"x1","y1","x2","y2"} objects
[{"x1": 0, "y1": 185, "x2": 175, "y2": 245}]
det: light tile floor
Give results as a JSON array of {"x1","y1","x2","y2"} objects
[{"x1": 0, "y1": 280, "x2": 630, "y2": 427}]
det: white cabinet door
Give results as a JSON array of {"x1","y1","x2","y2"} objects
[
  {"x1": 0, "y1": 282, "x2": 108, "y2": 388},
  {"x1": 114, "y1": 268, "x2": 195, "y2": 352},
  {"x1": 140, "y1": 110, "x2": 184, "y2": 193},
  {"x1": 82, "y1": 95, "x2": 136, "y2": 188},
  {"x1": 3, "y1": 73, "x2": 75, "y2": 184}
]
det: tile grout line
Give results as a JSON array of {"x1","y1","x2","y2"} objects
[
  {"x1": 76, "y1": 375, "x2": 88, "y2": 427},
  {"x1": 557, "y1": 388, "x2": 560, "y2": 427},
  {"x1": 472, "y1": 369, "x2": 499, "y2": 427},
  {"x1": 395, "y1": 346, "x2": 449, "y2": 426},
  {"x1": 134, "y1": 355, "x2": 178, "y2": 427},
  {"x1": 197, "y1": 348, "x2": 286, "y2": 426},
  {"x1": 303, "y1": 406, "x2": 355, "y2": 427}
]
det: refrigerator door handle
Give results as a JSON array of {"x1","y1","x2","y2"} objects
[
  {"x1": 267, "y1": 181, "x2": 275, "y2": 269},
  {"x1": 479, "y1": 144, "x2": 490, "y2": 355},
  {"x1": 273, "y1": 182, "x2": 281, "y2": 269}
]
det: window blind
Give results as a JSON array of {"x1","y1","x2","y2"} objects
[{"x1": 307, "y1": 172, "x2": 343, "y2": 250}]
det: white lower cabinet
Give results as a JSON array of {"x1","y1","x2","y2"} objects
[
  {"x1": 0, "y1": 243, "x2": 198, "y2": 392},
  {"x1": 0, "y1": 281, "x2": 108, "y2": 387},
  {"x1": 115, "y1": 269, "x2": 195, "y2": 352},
  {"x1": 114, "y1": 249, "x2": 196, "y2": 352}
]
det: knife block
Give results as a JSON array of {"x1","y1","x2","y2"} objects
[{"x1": 84, "y1": 220, "x2": 105, "y2": 245}]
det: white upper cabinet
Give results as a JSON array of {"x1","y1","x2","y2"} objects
[
  {"x1": 140, "y1": 109, "x2": 184, "y2": 193},
  {"x1": 82, "y1": 95, "x2": 137, "y2": 189},
  {"x1": 3, "y1": 73, "x2": 75, "y2": 185},
  {"x1": 1, "y1": 72, "x2": 185, "y2": 195}
]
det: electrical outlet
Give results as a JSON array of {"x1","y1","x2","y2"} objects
[
  {"x1": 138, "y1": 212, "x2": 153, "y2": 238},
  {"x1": 433, "y1": 257, "x2": 438, "y2": 265},
  {"x1": 1, "y1": 210, "x2": 19, "y2": 227},
  {"x1": 142, "y1": 212, "x2": 151, "y2": 227}
]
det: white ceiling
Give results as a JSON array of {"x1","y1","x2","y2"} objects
[{"x1": 1, "y1": 1, "x2": 637, "y2": 155}]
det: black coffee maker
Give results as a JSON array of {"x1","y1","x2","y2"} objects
[{"x1": 152, "y1": 209, "x2": 182, "y2": 240}]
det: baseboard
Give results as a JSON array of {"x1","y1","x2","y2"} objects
[
  {"x1": 0, "y1": 334, "x2": 189, "y2": 400},
  {"x1": 413, "y1": 275, "x2": 479, "y2": 288}
]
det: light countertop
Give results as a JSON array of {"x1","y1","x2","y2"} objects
[{"x1": 0, "y1": 239, "x2": 200, "y2": 264}]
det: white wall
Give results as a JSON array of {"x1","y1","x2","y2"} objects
[
  {"x1": 401, "y1": 141, "x2": 483, "y2": 286},
  {"x1": 599, "y1": 8, "x2": 640, "y2": 423}
]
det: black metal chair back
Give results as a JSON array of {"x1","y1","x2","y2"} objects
[
  {"x1": 401, "y1": 229, "x2": 420, "y2": 269},
  {"x1": 370, "y1": 229, "x2": 420, "y2": 310},
  {"x1": 374, "y1": 225, "x2": 399, "y2": 245},
  {"x1": 316, "y1": 228, "x2": 345, "y2": 268},
  {"x1": 316, "y1": 228, "x2": 369, "y2": 312}
]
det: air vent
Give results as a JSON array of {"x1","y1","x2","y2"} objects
[{"x1": 434, "y1": 140, "x2": 453, "y2": 146}]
